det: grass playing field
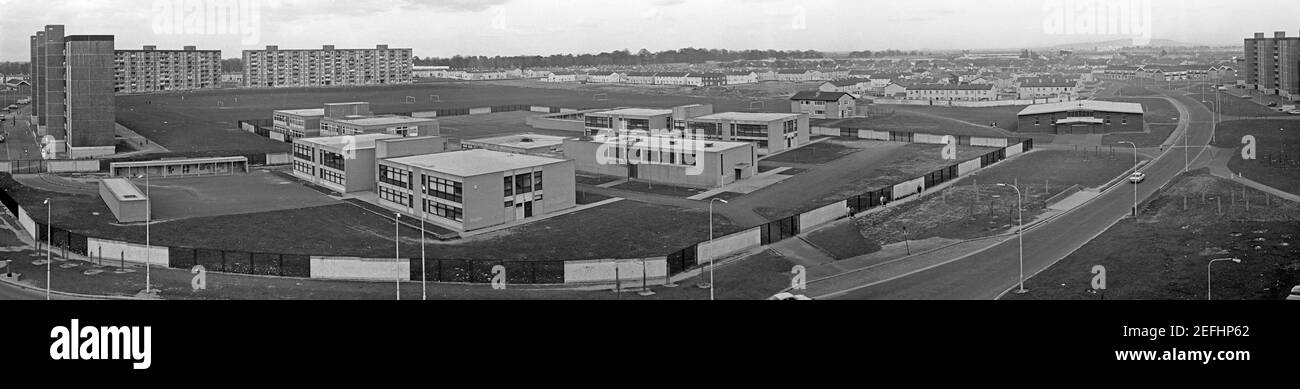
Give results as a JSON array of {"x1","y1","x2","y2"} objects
[
  {"x1": 1210, "y1": 119, "x2": 1300, "y2": 196},
  {"x1": 115, "y1": 82, "x2": 782, "y2": 156}
]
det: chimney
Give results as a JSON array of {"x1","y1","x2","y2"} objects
[
  {"x1": 143, "y1": 45, "x2": 156, "y2": 51},
  {"x1": 322, "y1": 45, "x2": 334, "y2": 50},
  {"x1": 377, "y1": 44, "x2": 389, "y2": 50},
  {"x1": 266, "y1": 45, "x2": 278, "y2": 51},
  {"x1": 183, "y1": 45, "x2": 196, "y2": 51},
  {"x1": 1254, "y1": 32, "x2": 1265, "y2": 38},
  {"x1": 1275, "y1": 31, "x2": 1286, "y2": 38}
]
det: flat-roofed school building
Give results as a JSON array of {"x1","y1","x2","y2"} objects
[
  {"x1": 376, "y1": 149, "x2": 576, "y2": 232},
  {"x1": 321, "y1": 115, "x2": 440, "y2": 138},
  {"x1": 98, "y1": 178, "x2": 148, "y2": 223},
  {"x1": 582, "y1": 108, "x2": 673, "y2": 136},
  {"x1": 563, "y1": 133, "x2": 756, "y2": 188},
  {"x1": 292, "y1": 134, "x2": 450, "y2": 194},
  {"x1": 460, "y1": 133, "x2": 568, "y2": 157},
  {"x1": 109, "y1": 156, "x2": 249, "y2": 178},
  {"x1": 686, "y1": 112, "x2": 809, "y2": 154}
]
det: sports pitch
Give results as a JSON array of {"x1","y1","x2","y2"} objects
[
  {"x1": 115, "y1": 82, "x2": 784, "y2": 156},
  {"x1": 144, "y1": 170, "x2": 342, "y2": 221}
]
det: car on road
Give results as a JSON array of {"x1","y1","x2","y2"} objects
[
  {"x1": 1241, "y1": 95, "x2": 1252, "y2": 99},
  {"x1": 1289, "y1": 110, "x2": 1300, "y2": 115},
  {"x1": 0, "y1": 135, "x2": 7, "y2": 143},
  {"x1": 1128, "y1": 172, "x2": 1146, "y2": 184},
  {"x1": 769, "y1": 292, "x2": 813, "y2": 301},
  {"x1": 1267, "y1": 102, "x2": 1278, "y2": 107},
  {"x1": 4, "y1": 104, "x2": 15, "y2": 110}
]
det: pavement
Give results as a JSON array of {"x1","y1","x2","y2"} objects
[
  {"x1": 817, "y1": 81, "x2": 1221, "y2": 300},
  {"x1": 1, "y1": 105, "x2": 42, "y2": 161}
]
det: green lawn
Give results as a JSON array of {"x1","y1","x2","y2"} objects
[
  {"x1": 1210, "y1": 119, "x2": 1300, "y2": 196},
  {"x1": 892, "y1": 105, "x2": 1026, "y2": 132},
  {"x1": 763, "y1": 140, "x2": 862, "y2": 165},
  {"x1": 1116, "y1": 85, "x2": 1157, "y2": 96},
  {"x1": 1005, "y1": 172, "x2": 1300, "y2": 300},
  {"x1": 1103, "y1": 124, "x2": 1177, "y2": 148},
  {"x1": 803, "y1": 218, "x2": 882, "y2": 259}
]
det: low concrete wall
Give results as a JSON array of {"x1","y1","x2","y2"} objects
[
  {"x1": 310, "y1": 256, "x2": 410, "y2": 281},
  {"x1": 957, "y1": 159, "x2": 982, "y2": 177},
  {"x1": 857, "y1": 129, "x2": 889, "y2": 141},
  {"x1": 892, "y1": 177, "x2": 926, "y2": 200},
  {"x1": 812, "y1": 126, "x2": 840, "y2": 136},
  {"x1": 530, "y1": 106, "x2": 552, "y2": 113},
  {"x1": 913, "y1": 133, "x2": 946, "y2": 145},
  {"x1": 799, "y1": 202, "x2": 849, "y2": 231},
  {"x1": 698, "y1": 227, "x2": 762, "y2": 264},
  {"x1": 563, "y1": 257, "x2": 667, "y2": 285},
  {"x1": 526, "y1": 115, "x2": 585, "y2": 132},
  {"x1": 411, "y1": 111, "x2": 438, "y2": 118},
  {"x1": 17, "y1": 206, "x2": 35, "y2": 240},
  {"x1": 47, "y1": 160, "x2": 99, "y2": 173},
  {"x1": 468, "y1": 107, "x2": 492, "y2": 115},
  {"x1": 266, "y1": 153, "x2": 291, "y2": 166},
  {"x1": 971, "y1": 137, "x2": 1009, "y2": 148},
  {"x1": 1005, "y1": 143, "x2": 1024, "y2": 157},
  {"x1": 88, "y1": 238, "x2": 168, "y2": 267}
]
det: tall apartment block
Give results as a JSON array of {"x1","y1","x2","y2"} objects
[
  {"x1": 29, "y1": 25, "x2": 117, "y2": 158},
  {"x1": 242, "y1": 44, "x2": 413, "y2": 88},
  {"x1": 1244, "y1": 31, "x2": 1300, "y2": 100},
  {"x1": 115, "y1": 46, "x2": 222, "y2": 93}
]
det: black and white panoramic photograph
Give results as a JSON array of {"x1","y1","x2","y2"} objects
[{"x1": 0, "y1": 0, "x2": 1295, "y2": 374}]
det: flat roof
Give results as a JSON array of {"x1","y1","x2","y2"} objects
[
  {"x1": 693, "y1": 112, "x2": 802, "y2": 122},
  {"x1": 1018, "y1": 100, "x2": 1145, "y2": 116},
  {"x1": 275, "y1": 108, "x2": 325, "y2": 117},
  {"x1": 299, "y1": 133, "x2": 402, "y2": 149},
  {"x1": 464, "y1": 133, "x2": 570, "y2": 150},
  {"x1": 100, "y1": 178, "x2": 146, "y2": 202},
  {"x1": 110, "y1": 156, "x2": 248, "y2": 168},
  {"x1": 385, "y1": 149, "x2": 567, "y2": 177},
  {"x1": 591, "y1": 108, "x2": 673, "y2": 117},
  {"x1": 326, "y1": 116, "x2": 436, "y2": 126},
  {"x1": 584, "y1": 133, "x2": 752, "y2": 153}
]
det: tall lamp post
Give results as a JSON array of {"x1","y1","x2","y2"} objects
[
  {"x1": 420, "y1": 209, "x2": 426, "y2": 301},
  {"x1": 1207, "y1": 258, "x2": 1240, "y2": 300},
  {"x1": 699, "y1": 198, "x2": 728, "y2": 300},
  {"x1": 43, "y1": 198, "x2": 50, "y2": 300},
  {"x1": 997, "y1": 184, "x2": 1027, "y2": 294},
  {"x1": 1118, "y1": 141, "x2": 1139, "y2": 216},
  {"x1": 395, "y1": 213, "x2": 401, "y2": 301},
  {"x1": 136, "y1": 173, "x2": 152, "y2": 295}
]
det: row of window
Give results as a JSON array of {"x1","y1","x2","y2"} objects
[
  {"x1": 503, "y1": 172, "x2": 543, "y2": 197},
  {"x1": 320, "y1": 151, "x2": 345, "y2": 171},
  {"x1": 425, "y1": 200, "x2": 463, "y2": 222},
  {"x1": 379, "y1": 185, "x2": 412, "y2": 207},
  {"x1": 379, "y1": 165, "x2": 412, "y2": 190},
  {"x1": 425, "y1": 176, "x2": 463, "y2": 204},
  {"x1": 293, "y1": 160, "x2": 314, "y2": 176},
  {"x1": 320, "y1": 168, "x2": 344, "y2": 185},
  {"x1": 293, "y1": 144, "x2": 314, "y2": 162}
]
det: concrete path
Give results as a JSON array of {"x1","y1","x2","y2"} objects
[
  {"x1": 1203, "y1": 146, "x2": 1300, "y2": 203},
  {"x1": 686, "y1": 167, "x2": 793, "y2": 200},
  {"x1": 1046, "y1": 190, "x2": 1098, "y2": 211},
  {"x1": 769, "y1": 237, "x2": 836, "y2": 268}
]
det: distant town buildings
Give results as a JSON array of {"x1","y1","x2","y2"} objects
[
  {"x1": 1016, "y1": 77, "x2": 1078, "y2": 100},
  {"x1": 789, "y1": 91, "x2": 860, "y2": 119},
  {"x1": 243, "y1": 44, "x2": 413, "y2": 88},
  {"x1": 1244, "y1": 31, "x2": 1300, "y2": 100},
  {"x1": 30, "y1": 24, "x2": 117, "y2": 158},
  {"x1": 904, "y1": 84, "x2": 997, "y2": 102},
  {"x1": 114, "y1": 45, "x2": 222, "y2": 93}
]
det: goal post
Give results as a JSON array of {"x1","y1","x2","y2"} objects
[
  {"x1": 429, "y1": 95, "x2": 441, "y2": 103},
  {"x1": 405, "y1": 96, "x2": 417, "y2": 104},
  {"x1": 748, "y1": 101, "x2": 765, "y2": 111},
  {"x1": 594, "y1": 93, "x2": 609, "y2": 101}
]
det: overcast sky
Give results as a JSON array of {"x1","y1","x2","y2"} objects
[{"x1": 1, "y1": 0, "x2": 1298, "y2": 61}]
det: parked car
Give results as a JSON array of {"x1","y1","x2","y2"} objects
[
  {"x1": 1288, "y1": 110, "x2": 1300, "y2": 115},
  {"x1": 768, "y1": 292, "x2": 813, "y2": 301},
  {"x1": 1267, "y1": 102, "x2": 1278, "y2": 107},
  {"x1": 0, "y1": 135, "x2": 7, "y2": 143},
  {"x1": 1241, "y1": 95, "x2": 1252, "y2": 99},
  {"x1": 1128, "y1": 172, "x2": 1146, "y2": 184}
]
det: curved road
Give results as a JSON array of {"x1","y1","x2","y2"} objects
[{"x1": 830, "y1": 86, "x2": 1216, "y2": 300}]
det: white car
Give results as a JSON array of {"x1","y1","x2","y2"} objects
[
  {"x1": 1128, "y1": 172, "x2": 1146, "y2": 184},
  {"x1": 769, "y1": 292, "x2": 813, "y2": 301}
]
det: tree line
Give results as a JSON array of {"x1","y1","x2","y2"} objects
[{"x1": 414, "y1": 48, "x2": 830, "y2": 69}]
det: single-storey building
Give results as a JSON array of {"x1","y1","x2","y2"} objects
[{"x1": 1016, "y1": 100, "x2": 1145, "y2": 134}]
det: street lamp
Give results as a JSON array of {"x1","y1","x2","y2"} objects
[
  {"x1": 395, "y1": 213, "x2": 401, "y2": 301},
  {"x1": 699, "y1": 198, "x2": 728, "y2": 300},
  {"x1": 136, "y1": 173, "x2": 153, "y2": 295},
  {"x1": 1207, "y1": 258, "x2": 1240, "y2": 300},
  {"x1": 420, "y1": 208, "x2": 426, "y2": 301},
  {"x1": 997, "y1": 183, "x2": 1027, "y2": 294},
  {"x1": 43, "y1": 198, "x2": 50, "y2": 300},
  {"x1": 1118, "y1": 141, "x2": 1139, "y2": 216}
]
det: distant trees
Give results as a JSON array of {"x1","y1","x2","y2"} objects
[
  {"x1": 0, "y1": 62, "x2": 30, "y2": 75},
  {"x1": 849, "y1": 50, "x2": 924, "y2": 58},
  {"x1": 220, "y1": 58, "x2": 243, "y2": 73},
  {"x1": 413, "y1": 47, "x2": 829, "y2": 69}
]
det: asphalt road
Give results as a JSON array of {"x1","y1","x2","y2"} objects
[
  {"x1": 831, "y1": 87, "x2": 1215, "y2": 299},
  {"x1": 1, "y1": 105, "x2": 40, "y2": 161}
]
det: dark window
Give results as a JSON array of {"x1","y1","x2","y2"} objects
[
  {"x1": 533, "y1": 171, "x2": 543, "y2": 191},
  {"x1": 504, "y1": 176, "x2": 513, "y2": 197},
  {"x1": 425, "y1": 176, "x2": 463, "y2": 203},
  {"x1": 379, "y1": 165, "x2": 412, "y2": 189},
  {"x1": 424, "y1": 200, "x2": 463, "y2": 222},
  {"x1": 320, "y1": 150, "x2": 345, "y2": 171},
  {"x1": 515, "y1": 173, "x2": 533, "y2": 194}
]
